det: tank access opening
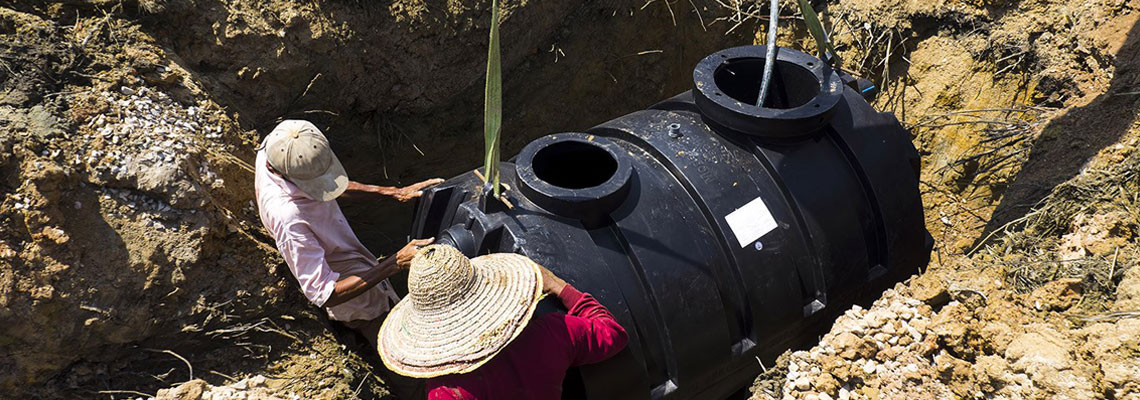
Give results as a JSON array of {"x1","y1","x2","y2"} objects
[
  {"x1": 514, "y1": 134, "x2": 633, "y2": 226},
  {"x1": 692, "y1": 46, "x2": 845, "y2": 137},
  {"x1": 532, "y1": 140, "x2": 619, "y2": 189},
  {"x1": 713, "y1": 57, "x2": 821, "y2": 109}
]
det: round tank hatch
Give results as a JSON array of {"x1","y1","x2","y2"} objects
[
  {"x1": 693, "y1": 45, "x2": 844, "y2": 138},
  {"x1": 515, "y1": 133, "x2": 632, "y2": 226}
]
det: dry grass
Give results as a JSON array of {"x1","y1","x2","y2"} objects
[
  {"x1": 975, "y1": 151, "x2": 1140, "y2": 300},
  {"x1": 916, "y1": 107, "x2": 1053, "y2": 196}
]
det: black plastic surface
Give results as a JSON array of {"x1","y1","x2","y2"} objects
[{"x1": 408, "y1": 45, "x2": 932, "y2": 400}]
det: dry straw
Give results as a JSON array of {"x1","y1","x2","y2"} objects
[{"x1": 378, "y1": 245, "x2": 543, "y2": 378}]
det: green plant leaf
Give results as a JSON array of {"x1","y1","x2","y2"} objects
[
  {"x1": 797, "y1": 0, "x2": 841, "y2": 68},
  {"x1": 483, "y1": 0, "x2": 503, "y2": 197}
]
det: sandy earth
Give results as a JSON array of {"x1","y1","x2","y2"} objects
[
  {"x1": 749, "y1": 0, "x2": 1140, "y2": 399},
  {"x1": 1, "y1": 0, "x2": 1138, "y2": 399}
]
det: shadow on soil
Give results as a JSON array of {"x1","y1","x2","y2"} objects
[{"x1": 976, "y1": 18, "x2": 1140, "y2": 245}]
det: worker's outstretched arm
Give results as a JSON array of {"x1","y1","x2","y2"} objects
[
  {"x1": 344, "y1": 178, "x2": 444, "y2": 202},
  {"x1": 538, "y1": 266, "x2": 630, "y2": 366},
  {"x1": 324, "y1": 238, "x2": 433, "y2": 308}
]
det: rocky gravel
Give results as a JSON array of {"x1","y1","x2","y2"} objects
[
  {"x1": 753, "y1": 288, "x2": 953, "y2": 400},
  {"x1": 152, "y1": 376, "x2": 297, "y2": 400},
  {"x1": 752, "y1": 258, "x2": 1140, "y2": 400},
  {"x1": 75, "y1": 85, "x2": 227, "y2": 210}
]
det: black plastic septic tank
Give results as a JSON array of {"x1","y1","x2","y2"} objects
[{"x1": 410, "y1": 45, "x2": 932, "y2": 399}]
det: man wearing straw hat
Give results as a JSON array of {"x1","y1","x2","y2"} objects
[
  {"x1": 379, "y1": 244, "x2": 629, "y2": 399},
  {"x1": 255, "y1": 119, "x2": 441, "y2": 345}
]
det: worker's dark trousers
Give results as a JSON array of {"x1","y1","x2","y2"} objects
[{"x1": 340, "y1": 316, "x2": 426, "y2": 400}]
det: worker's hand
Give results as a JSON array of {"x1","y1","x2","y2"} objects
[
  {"x1": 537, "y1": 265, "x2": 568, "y2": 297},
  {"x1": 396, "y1": 238, "x2": 435, "y2": 269},
  {"x1": 392, "y1": 178, "x2": 446, "y2": 202}
]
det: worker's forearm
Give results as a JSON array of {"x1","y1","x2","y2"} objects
[
  {"x1": 346, "y1": 181, "x2": 398, "y2": 196},
  {"x1": 323, "y1": 256, "x2": 400, "y2": 308}
]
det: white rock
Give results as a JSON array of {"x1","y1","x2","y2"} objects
[
  {"x1": 881, "y1": 309, "x2": 898, "y2": 321},
  {"x1": 862, "y1": 360, "x2": 876, "y2": 375},
  {"x1": 899, "y1": 308, "x2": 914, "y2": 320},
  {"x1": 795, "y1": 376, "x2": 812, "y2": 391},
  {"x1": 906, "y1": 324, "x2": 923, "y2": 342},
  {"x1": 838, "y1": 386, "x2": 851, "y2": 400}
]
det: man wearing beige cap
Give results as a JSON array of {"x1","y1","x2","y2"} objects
[{"x1": 255, "y1": 119, "x2": 440, "y2": 347}]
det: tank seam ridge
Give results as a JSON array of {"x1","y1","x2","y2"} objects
[
  {"x1": 824, "y1": 128, "x2": 890, "y2": 272},
  {"x1": 743, "y1": 137, "x2": 829, "y2": 303},
  {"x1": 603, "y1": 223, "x2": 681, "y2": 390},
  {"x1": 591, "y1": 121, "x2": 754, "y2": 347}
]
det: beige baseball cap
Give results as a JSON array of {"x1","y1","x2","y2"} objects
[{"x1": 264, "y1": 120, "x2": 349, "y2": 202}]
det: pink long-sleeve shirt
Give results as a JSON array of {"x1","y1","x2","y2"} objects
[
  {"x1": 426, "y1": 285, "x2": 629, "y2": 399},
  {"x1": 254, "y1": 150, "x2": 399, "y2": 322}
]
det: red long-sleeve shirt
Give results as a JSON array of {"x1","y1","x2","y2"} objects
[{"x1": 426, "y1": 285, "x2": 629, "y2": 399}]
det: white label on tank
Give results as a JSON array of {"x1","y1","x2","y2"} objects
[{"x1": 725, "y1": 196, "x2": 778, "y2": 248}]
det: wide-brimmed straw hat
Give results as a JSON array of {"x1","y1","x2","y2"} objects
[
  {"x1": 263, "y1": 120, "x2": 349, "y2": 202},
  {"x1": 378, "y1": 244, "x2": 543, "y2": 378}
]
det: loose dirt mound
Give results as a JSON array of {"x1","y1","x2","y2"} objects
[
  {"x1": 0, "y1": 5, "x2": 337, "y2": 397},
  {"x1": 750, "y1": 0, "x2": 1140, "y2": 399}
]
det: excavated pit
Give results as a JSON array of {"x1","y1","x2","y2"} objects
[
  {"x1": 136, "y1": 0, "x2": 755, "y2": 252},
  {"x1": 4, "y1": 0, "x2": 1140, "y2": 399},
  {"x1": 0, "y1": 1, "x2": 752, "y2": 398}
]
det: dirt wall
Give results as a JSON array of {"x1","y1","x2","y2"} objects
[{"x1": 750, "y1": 0, "x2": 1140, "y2": 398}]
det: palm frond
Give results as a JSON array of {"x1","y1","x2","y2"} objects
[
  {"x1": 483, "y1": 0, "x2": 503, "y2": 197},
  {"x1": 797, "y1": 0, "x2": 841, "y2": 68}
]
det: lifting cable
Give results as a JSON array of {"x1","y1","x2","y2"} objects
[
  {"x1": 756, "y1": 0, "x2": 780, "y2": 108},
  {"x1": 757, "y1": 0, "x2": 843, "y2": 108}
]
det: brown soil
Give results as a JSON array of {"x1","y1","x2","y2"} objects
[{"x1": 749, "y1": 0, "x2": 1140, "y2": 399}]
